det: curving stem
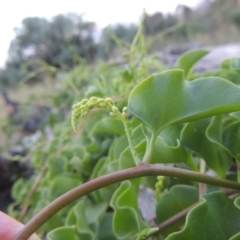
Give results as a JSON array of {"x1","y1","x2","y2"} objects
[{"x1": 13, "y1": 163, "x2": 240, "y2": 240}]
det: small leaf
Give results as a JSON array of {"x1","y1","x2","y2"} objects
[
  {"x1": 167, "y1": 192, "x2": 240, "y2": 240},
  {"x1": 128, "y1": 69, "x2": 240, "y2": 136},
  {"x1": 223, "y1": 119, "x2": 240, "y2": 161},
  {"x1": 156, "y1": 185, "x2": 198, "y2": 237},
  {"x1": 49, "y1": 174, "x2": 82, "y2": 198},
  {"x1": 234, "y1": 196, "x2": 240, "y2": 210},
  {"x1": 97, "y1": 159, "x2": 119, "y2": 202},
  {"x1": 47, "y1": 156, "x2": 67, "y2": 178},
  {"x1": 181, "y1": 117, "x2": 232, "y2": 177},
  {"x1": 135, "y1": 137, "x2": 190, "y2": 165},
  {"x1": 174, "y1": 49, "x2": 209, "y2": 78},
  {"x1": 109, "y1": 135, "x2": 129, "y2": 160},
  {"x1": 119, "y1": 147, "x2": 135, "y2": 170},
  {"x1": 47, "y1": 226, "x2": 79, "y2": 240},
  {"x1": 96, "y1": 213, "x2": 118, "y2": 240},
  {"x1": 230, "y1": 112, "x2": 240, "y2": 119},
  {"x1": 136, "y1": 227, "x2": 158, "y2": 240},
  {"x1": 91, "y1": 117, "x2": 125, "y2": 135},
  {"x1": 74, "y1": 200, "x2": 95, "y2": 240},
  {"x1": 229, "y1": 232, "x2": 240, "y2": 240},
  {"x1": 110, "y1": 179, "x2": 146, "y2": 239}
]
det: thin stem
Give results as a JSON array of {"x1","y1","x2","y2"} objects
[
  {"x1": 13, "y1": 163, "x2": 240, "y2": 240},
  {"x1": 122, "y1": 119, "x2": 141, "y2": 165},
  {"x1": 157, "y1": 202, "x2": 199, "y2": 232},
  {"x1": 143, "y1": 133, "x2": 157, "y2": 163},
  {"x1": 186, "y1": 153, "x2": 198, "y2": 172},
  {"x1": 128, "y1": 12, "x2": 146, "y2": 68},
  {"x1": 18, "y1": 166, "x2": 47, "y2": 222}
]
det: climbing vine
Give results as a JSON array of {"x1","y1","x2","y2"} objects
[{"x1": 8, "y1": 22, "x2": 240, "y2": 240}]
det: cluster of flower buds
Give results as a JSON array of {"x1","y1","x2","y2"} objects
[
  {"x1": 71, "y1": 97, "x2": 128, "y2": 132},
  {"x1": 155, "y1": 176, "x2": 165, "y2": 201}
]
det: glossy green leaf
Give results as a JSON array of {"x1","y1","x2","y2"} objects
[
  {"x1": 156, "y1": 185, "x2": 198, "y2": 237},
  {"x1": 234, "y1": 197, "x2": 240, "y2": 210},
  {"x1": 110, "y1": 179, "x2": 146, "y2": 239},
  {"x1": 119, "y1": 146, "x2": 135, "y2": 169},
  {"x1": 128, "y1": 69, "x2": 240, "y2": 136},
  {"x1": 74, "y1": 200, "x2": 95, "y2": 240},
  {"x1": 86, "y1": 201, "x2": 108, "y2": 224},
  {"x1": 181, "y1": 117, "x2": 232, "y2": 177},
  {"x1": 97, "y1": 159, "x2": 119, "y2": 202},
  {"x1": 230, "y1": 112, "x2": 240, "y2": 119},
  {"x1": 47, "y1": 226, "x2": 80, "y2": 240},
  {"x1": 135, "y1": 137, "x2": 191, "y2": 165},
  {"x1": 223, "y1": 119, "x2": 240, "y2": 161},
  {"x1": 109, "y1": 135, "x2": 129, "y2": 161},
  {"x1": 49, "y1": 174, "x2": 82, "y2": 198},
  {"x1": 131, "y1": 124, "x2": 145, "y2": 146},
  {"x1": 202, "y1": 68, "x2": 240, "y2": 85},
  {"x1": 91, "y1": 117, "x2": 125, "y2": 135},
  {"x1": 174, "y1": 49, "x2": 209, "y2": 77},
  {"x1": 229, "y1": 232, "x2": 240, "y2": 240},
  {"x1": 96, "y1": 213, "x2": 118, "y2": 240},
  {"x1": 167, "y1": 192, "x2": 240, "y2": 240},
  {"x1": 133, "y1": 124, "x2": 196, "y2": 167},
  {"x1": 70, "y1": 154, "x2": 91, "y2": 176},
  {"x1": 47, "y1": 156, "x2": 67, "y2": 178}
]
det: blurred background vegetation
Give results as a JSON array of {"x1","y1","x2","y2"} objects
[
  {"x1": 1, "y1": 0, "x2": 240, "y2": 88},
  {"x1": 0, "y1": 0, "x2": 240, "y2": 231}
]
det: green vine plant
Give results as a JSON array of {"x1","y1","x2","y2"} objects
[
  {"x1": 13, "y1": 50, "x2": 240, "y2": 240},
  {"x1": 71, "y1": 97, "x2": 140, "y2": 165},
  {"x1": 8, "y1": 16, "x2": 240, "y2": 240}
]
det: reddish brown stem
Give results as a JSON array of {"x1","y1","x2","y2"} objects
[{"x1": 13, "y1": 163, "x2": 240, "y2": 240}]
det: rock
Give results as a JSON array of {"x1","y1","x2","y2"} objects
[
  {"x1": 138, "y1": 185, "x2": 156, "y2": 224},
  {"x1": 159, "y1": 42, "x2": 240, "y2": 73},
  {"x1": 194, "y1": 43, "x2": 240, "y2": 72}
]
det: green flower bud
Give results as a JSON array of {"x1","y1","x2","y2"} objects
[
  {"x1": 110, "y1": 112, "x2": 118, "y2": 117},
  {"x1": 106, "y1": 97, "x2": 114, "y2": 104},
  {"x1": 111, "y1": 106, "x2": 119, "y2": 113},
  {"x1": 90, "y1": 96, "x2": 98, "y2": 102}
]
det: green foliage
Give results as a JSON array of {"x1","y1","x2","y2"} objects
[
  {"x1": 128, "y1": 69, "x2": 240, "y2": 138},
  {"x1": 174, "y1": 49, "x2": 209, "y2": 78},
  {"x1": 136, "y1": 227, "x2": 158, "y2": 240},
  {"x1": 47, "y1": 226, "x2": 78, "y2": 240},
  {"x1": 0, "y1": 13, "x2": 97, "y2": 87},
  {"x1": 110, "y1": 179, "x2": 145, "y2": 239},
  {"x1": 156, "y1": 185, "x2": 198, "y2": 237},
  {"x1": 7, "y1": 23, "x2": 240, "y2": 240},
  {"x1": 98, "y1": 24, "x2": 138, "y2": 59},
  {"x1": 167, "y1": 192, "x2": 240, "y2": 240},
  {"x1": 143, "y1": 12, "x2": 178, "y2": 36}
]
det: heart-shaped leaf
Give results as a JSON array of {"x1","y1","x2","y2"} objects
[
  {"x1": 128, "y1": 69, "x2": 240, "y2": 136},
  {"x1": 156, "y1": 185, "x2": 198, "y2": 237},
  {"x1": 174, "y1": 49, "x2": 209, "y2": 77},
  {"x1": 167, "y1": 192, "x2": 240, "y2": 240}
]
